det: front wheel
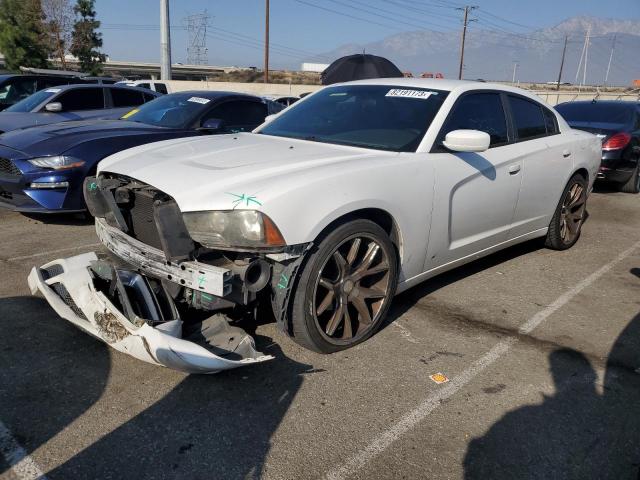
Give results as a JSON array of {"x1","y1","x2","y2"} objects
[
  {"x1": 290, "y1": 219, "x2": 398, "y2": 353},
  {"x1": 545, "y1": 174, "x2": 588, "y2": 250}
]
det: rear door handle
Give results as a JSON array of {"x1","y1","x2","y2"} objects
[
  {"x1": 508, "y1": 164, "x2": 521, "y2": 175},
  {"x1": 562, "y1": 150, "x2": 572, "y2": 158}
]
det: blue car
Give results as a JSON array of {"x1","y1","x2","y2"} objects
[
  {"x1": 0, "y1": 91, "x2": 284, "y2": 213},
  {"x1": 0, "y1": 84, "x2": 158, "y2": 134}
]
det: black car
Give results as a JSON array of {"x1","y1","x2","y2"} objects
[
  {"x1": 556, "y1": 101, "x2": 640, "y2": 193},
  {"x1": 0, "y1": 74, "x2": 90, "y2": 111},
  {"x1": 0, "y1": 91, "x2": 284, "y2": 213}
]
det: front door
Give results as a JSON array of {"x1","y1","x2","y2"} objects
[{"x1": 424, "y1": 91, "x2": 522, "y2": 271}]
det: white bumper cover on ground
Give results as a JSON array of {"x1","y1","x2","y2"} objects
[{"x1": 27, "y1": 252, "x2": 273, "y2": 374}]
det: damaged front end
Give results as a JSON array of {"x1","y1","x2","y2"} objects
[
  {"x1": 28, "y1": 252, "x2": 273, "y2": 374},
  {"x1": 29, "y1": 173, "x2": 311, "y2": 373}
]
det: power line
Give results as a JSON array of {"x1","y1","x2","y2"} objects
[
  {"x1": 343, "y1": 0, "x2": 459, "y2": 30},
  {"x1": 294, "y1": 0, "x2": 406, "y2": 31}
]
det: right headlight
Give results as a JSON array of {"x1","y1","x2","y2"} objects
[{"x1": 182, "y1": 210, "x2": 286, "y2": 249}]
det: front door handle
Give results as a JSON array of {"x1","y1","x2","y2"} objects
[
  {"x1": 508, "y1": 164, "x2": 521, "y2": 175},
  {"x1": 562, "y1": 149, "x2": 572, "y2": 158}
]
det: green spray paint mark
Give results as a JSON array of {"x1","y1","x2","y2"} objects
[
  {"x1": 198, "y1": 275, "x2": 206, "y2": 289},
  {"x1": 201, "y1": 293, "x2": 213, "y2": 301},
  {"x1": 277, "y1": 273, "x2": 289, "y2": 289},
  {"x1": 88, "y1": 182, "x2": 98, "y2": 191},
  {"x1": 227, "y1": 192, "x2": 262, "y2": 208}
]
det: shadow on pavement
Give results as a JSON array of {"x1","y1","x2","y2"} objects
[
  {"x1": 0, "y1": 296, "x2": 111, "y2": 474},
  {"x1": 21, "y1": 212, "x2": 93, "y2": 226},
  {"x1": 463, "y1": 270, "x2": 640, "y2": 479}
]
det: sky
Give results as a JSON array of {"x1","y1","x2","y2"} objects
[{"x1": 97, "y1": 0, "x2": 640, "y2": 69}]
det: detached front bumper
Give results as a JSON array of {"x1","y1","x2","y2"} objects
[{"x1": 28, "y1": 252, "x2": 273, "y2": 374}]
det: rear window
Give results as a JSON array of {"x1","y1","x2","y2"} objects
[
  {"x1": 111, "y1": 88, "x2": 144, "y2": 107},
  {"x1": 508, "y1": 96, "x2": 547, "y2": 141},
  {"x1": 555, "y1": 102, "x2": 634, "y2": 125}
]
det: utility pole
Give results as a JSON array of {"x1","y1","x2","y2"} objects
[
  {"x1": 511, "y1": 61, "x2": 519, "y2": 84},
  {"x1": 604, "y1": 34, "x2": 616, "y2": 86},
  {"x1": 556, "y1": 35, "x2": 568, "y2": 91},
  {"x1": 160, "y1": 0, "x2": 172, "y2": 80},
  {"x1": 457, "y1": 6, "x2": 476, "y2": 80},
  {"x1": 264, "y1": 0, "x2": 270, "y2": 83}
]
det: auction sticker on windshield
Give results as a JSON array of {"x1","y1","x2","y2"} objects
[
  {"x1": 386, "y1": 89, "x2": 435, "y2": 100},
  {"x1": 188, "y1": 96, "x2": 210, "y2": 104}
]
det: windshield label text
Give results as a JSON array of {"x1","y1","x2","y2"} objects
[{"x1": 385, "y1": 89, "x2": 434, "y2": 100}]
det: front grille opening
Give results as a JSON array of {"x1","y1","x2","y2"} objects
[
  {"x1": 0, "y1": 158, "x2": 21, "y2": 176},
  {"x1": 50, "y1": 282, "x2": 87, "y2": 320}
]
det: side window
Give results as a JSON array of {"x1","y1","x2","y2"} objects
[
  {"x1": 56, "y1": 88, "x2": 105, "y2": 110},
  {"x1": 142, "y1": 92, "x2": 156, "y2": 103},
  {"x1": 543, "y1": 108, "x2": 559, "y2": 135},
  {"x1": 203, "y1": 100, "x2": 268, "y2": 131},
  {"x1": 508, "y1": 96, "x2": 547, "y2": 141},
  {"x1": 111, "y1": 88, "x2": 144, "y2": 107},
  {"x1": 0, "y1": 77, "x2": 37, "y2": 105},
  {"x1": 154, "y1": 83, "x2": 168, "y2": 94},
  {"x1": 138, "y1": 83, "x2": 151, "y2": 90},
  {"x1": 440, "y1": 92, "x2": 508, "y2": 147}
]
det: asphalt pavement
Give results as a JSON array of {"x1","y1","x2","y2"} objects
[{"x1": 0, "y1": 187, "x2": 639, "y2": 480}]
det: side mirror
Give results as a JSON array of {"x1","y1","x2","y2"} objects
[
  {"x1": 45, "y1": 102, "x2": 63, "y2": 113},
  {"x1": 442, "y1": 129, "x2": 490, "y2": 153},
  {"x1": 199, "y1": 118, "x2": 224, "y2": 132}
]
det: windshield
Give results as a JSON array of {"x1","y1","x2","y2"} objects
[
  {"x1": 121, "y1": 93, "x2": 212, "y2": 128},
  {"x1": 5, "y1": 89, "x2": 57, "y2": 112},
  {"x1": 556, "y1": 102, "x2": 634, "y2": 126},
  {"x1": 259, "y1": 85, "x2": 448, "y2": 152}
]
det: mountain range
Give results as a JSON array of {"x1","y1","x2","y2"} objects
[{"x1": 321, "y1": 16, "x2": 640, "y2": 86}]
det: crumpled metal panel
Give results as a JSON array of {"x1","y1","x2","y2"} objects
[{"x1": 28, "y1": 252, "x2": 273, "y2": 374}]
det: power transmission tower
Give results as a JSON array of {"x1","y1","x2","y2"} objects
[
  {"x1": 185, "y1": 11, "x2": 211, "y2": 65},
  {"x1": 582, "y1": 25, "x2": 591, "y2": 87},
  {"x1": 456, "y1": 5, "x2": 477, "y2": 80},
  {"x1": 511, "y1": 61, "x2": 519, "y2": 84}
]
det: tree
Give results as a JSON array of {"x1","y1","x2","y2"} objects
[
  {"x1": 70, "y1": 0, "x2": 105, "y2": 75},
  {"x1": 0, "y1": 0, "x2": 50, "y2": 71},
  {"x1": 43, "y1": 0, "x2": 74, "y2": 70}
]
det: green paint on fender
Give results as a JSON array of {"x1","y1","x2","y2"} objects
[
  {"x1": 277, "y1": 273, "x2": 289, "y2": 289},
  {"x1": 227, "y1": 192, "x2": 262, "y2": 207}
]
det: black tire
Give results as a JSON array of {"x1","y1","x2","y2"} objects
[
  {"x1": 545, "y1": 173, "x2": 588, "y2": 250},
  {"x1": 619, "y1": 164, "x2": 640, "y2": 194},
  {"x1": 290, "y1": 219, "x2": 398, "y2": 353}
]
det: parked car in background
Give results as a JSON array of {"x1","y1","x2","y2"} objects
[
  {"x1": 556, "y1": 100, "x2": 640, "y2": 193},
  {"x1": 0, "y1": 91, "x2": 283, "y2": 213},
  {"x1": 263, "y1": 95, "x2": 300, "y2": 107},
  {"x1": 28, "y1": 79, "x2": 600, "y2": 373},
  {"x1": 0, "y1": 84, "x2": 158, "y2": 134},
  {"x1": 115, "y1": 80, "x2": 170, "y2": 94},
  {"x1": 0, "y1": 73, "x2": 87, "y2": 111}
]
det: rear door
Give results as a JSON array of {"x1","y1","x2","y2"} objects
[
  {"x1": 507, "y1": 95, "x2": 571, "y2": 238},
  {"x1": 424, "y1": 91, "x2": 523, "y2": 271}
]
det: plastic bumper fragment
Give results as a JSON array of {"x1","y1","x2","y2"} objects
[{"x1": 27, "y1": 252, "x2": 273, "y2": 374}]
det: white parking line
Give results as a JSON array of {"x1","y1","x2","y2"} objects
[
  {"x1": 0, "y1": 420, "x2": 48, "y2": 480},
  {"x1": 325, "y1": 240, "x2": 640, "y2": 480},
  {"x1": 5, "y1": 243, "x2": 101, "y2": 262}
]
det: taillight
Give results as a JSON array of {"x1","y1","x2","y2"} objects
[{"x1": 602, "y1": 132, "x2": 631, "y2": 151}]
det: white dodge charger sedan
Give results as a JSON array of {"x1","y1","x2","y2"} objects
[{"x1": 29, "y1": 79, "x2": 601, "y2": 373}]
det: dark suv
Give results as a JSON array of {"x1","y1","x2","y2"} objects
[
  {"x1": 556, "y1": 101, "x2": 640, "y2": 193},
  {"x1": 0, "y1": 74, "x2": 91, "y2": 111}
]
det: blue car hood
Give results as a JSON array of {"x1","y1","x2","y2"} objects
[
  {"x1": 0, "y1": 119, "x2": 176, "y2": 157},
  {"x1": 0, "y1": 112, "x2": 52, "y2": 133}
]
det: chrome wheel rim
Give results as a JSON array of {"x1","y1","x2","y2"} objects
[
  {"x1": 312, "y1": 234, "x2": 391, "y2": 343},
  {"x1": 560, "y1": 182, "x2": 586, "y2": 244}
]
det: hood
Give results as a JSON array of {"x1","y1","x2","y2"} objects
[
  {"x1": 0, "y1": 112, "x2": 51, "y2": 134},
  {"x1": 99, "y1": 132, "x2": 392, "y2": 212},
  {"x1": 0, "y1": 119, "x2": 172, "y2": 157}
]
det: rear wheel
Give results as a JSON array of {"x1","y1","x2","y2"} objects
[
  {"x1": 545, "y1": 174, "x2": 588, "y2": 250},
  {"x1": 619, "y1": 164, "x2": 640, "y2": 194},
  {"x1": 290, "y1": 219, "x2": 398, "y2": 353}
]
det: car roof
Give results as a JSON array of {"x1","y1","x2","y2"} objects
[
  {"x1": 48, "y1": 83, "x2": 158, "y2": 94},
  {"x1": 165, "y1": 90, "x2": 262, "y2": 100},
  {"x1": 324, "y1": 77, "x2": 552, "y2": 105},
  {"x1": 557, "y1": 100, "x2": 639, "y2": 107}
]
